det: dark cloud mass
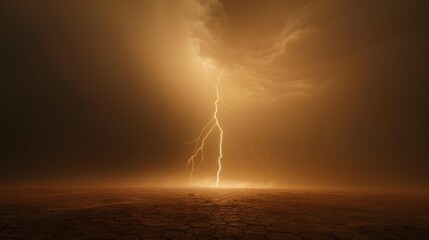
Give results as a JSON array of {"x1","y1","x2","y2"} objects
[{"x1": 1, "y1": 0, "x2": 428, "y2": 188}]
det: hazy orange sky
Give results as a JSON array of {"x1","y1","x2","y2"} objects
[{"x1": 1, "y1": 0, "x2": 428, "y2": 188}]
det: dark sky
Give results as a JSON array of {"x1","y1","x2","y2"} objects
[{"x1": 1, "y1": 0, "x2": 428, "y2": 188}]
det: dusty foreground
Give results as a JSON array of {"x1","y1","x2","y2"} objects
[{"x1": 0, "y1": 187, "x2": 428, "y2": 240}]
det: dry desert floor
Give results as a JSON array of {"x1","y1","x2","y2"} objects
[{"x1": 0, "y1": 187, "x2": 428, "y2": 240}]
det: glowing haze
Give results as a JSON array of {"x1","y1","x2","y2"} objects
[{"x1": 1, "y1": 0, "x2": 429, "y2": 189}]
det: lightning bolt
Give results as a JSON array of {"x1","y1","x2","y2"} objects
[
  {"x1": 214, "y1": 70, "x2": 224, "y2": 188},
  {"x1": 186, "y1": 67, "x2": 224, "y2": 187}
]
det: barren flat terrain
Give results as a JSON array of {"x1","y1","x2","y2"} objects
[{"x1": 0, "y1": 187, "x2": 428, "y2": 240}]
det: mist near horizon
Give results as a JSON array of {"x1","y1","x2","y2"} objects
[{"x1": 1, "y1": 0, "x2": 429, "y2": 189}]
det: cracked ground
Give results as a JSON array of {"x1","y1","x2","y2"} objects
[{"x1": 0, "y1": 187, "x2": 428, "y2": 240}]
